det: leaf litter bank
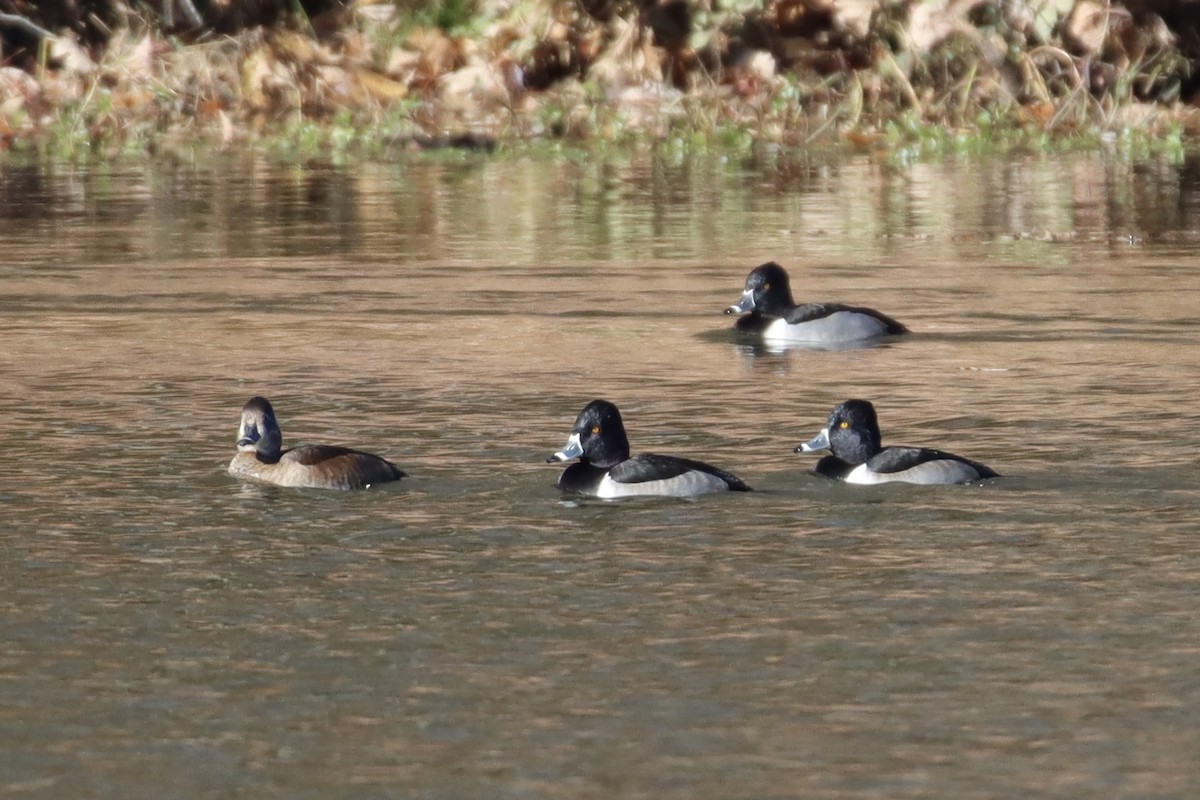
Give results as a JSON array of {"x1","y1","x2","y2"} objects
[{"x1": 0, "y1": 0, "x2": 1198, "y2": 157}]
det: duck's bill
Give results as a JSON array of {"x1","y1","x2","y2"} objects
[
  {"x1": 236, "y1": 428, "x2": 260, "y2": 448},
  {"x1": 796, "y1": 428, "x2": 831, "y2": 453},
  {"x1": 547, "y1": 432, "x2": 583, "y2": 462},
  {"x1": 724, "y1": 292, "x2": 754, "y2": 315}
]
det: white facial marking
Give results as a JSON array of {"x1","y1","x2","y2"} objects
[
  {"x1": 801, "y1": 427, "x2": 831, "y2": 453},
  {"x1": 554, "y1": 432, "x2": 584, "y2": 461}
]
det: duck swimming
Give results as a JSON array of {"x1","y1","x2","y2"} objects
[
  {"x1": 725, "y1": 262, "x2": 908, "y2": 344},
  {"x1": 797, "y1": 399, "x2": 999, "y2": 485},
  {"x1": 548, "y1": 399, "x2": 751, "y2": 498},
  {"x1": 227, "y1": 396, "x2": 404, "y2": 490}
]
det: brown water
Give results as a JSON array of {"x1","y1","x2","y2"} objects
[{"x1": 2, "y1": 150, "x2": 1199, "y2": 798}]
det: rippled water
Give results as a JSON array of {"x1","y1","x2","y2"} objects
[{"x1": 2, "y1": 150, "x2": 1199, "y2": 797}]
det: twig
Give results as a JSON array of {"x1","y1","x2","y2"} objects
[
  {"x1": 0, "y1": 11, "x2": 56, "y2": 40},
  {"x1": 956, "y1": 61, "x2": 977, "y2": 121},
  {"x1": 802, "y1": 104, "x2": 840, "y2": 145},
  {"x1": 176, "y1": 0, "x2": 204, "y2": 28}
]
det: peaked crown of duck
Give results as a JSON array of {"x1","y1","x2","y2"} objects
[
  {"x1": 237, "y1": 396, "x2": 283, "y2": 461},
  {"x1": 728, "y1": 261, "x2": 797, "y2": 317},
  {"x1": 570, "y1": 399, "x2": 631, "y2": 468},
  {"x1": 825, "y1": 399, "x2": 884, "y2": 464}
]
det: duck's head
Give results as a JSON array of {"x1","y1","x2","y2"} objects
[
  {"x1": 796, "y1": 399, "x2": 882, "y2": 465},
  {"x1": 725, "y1": 261, "x2": 795, "y2": 317},
  {"x1": 548, "y1": 399, "x2": 631, "y2": 469},
  {"x1": 236, "y1": 396, "x2": 283, "y2": 460}
]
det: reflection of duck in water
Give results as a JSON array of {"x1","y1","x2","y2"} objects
[
  {"x1": 548, "y1": 399, "x2": 751, "y2": 498},
  {"x1": 228, "y1": 396, "x2": 404, "y2": 490},
  {"x1": 725, "y1": 262, "x2": 908, "y2": 345},
  {"x1": 798, "y1": 399, "x2": 999, "y2": 485}
]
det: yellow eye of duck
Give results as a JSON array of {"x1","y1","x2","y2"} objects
[
  {"x1": 591, "y1": 426, "x2": 601, "y2": 434},
  {"x1": 762, "y1": 282, "x2": 771, "y2": 291},
  {"x1": 838, "y1": 420, "x2": 850, "y2": 429}
]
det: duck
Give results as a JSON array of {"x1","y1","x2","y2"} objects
[
  {"x1": 547, "y1": 399, "x2": 751, "y2": 498},
  {"x1": 227, "y1": 396, "x2": 404, "y2": 490},
  {"x1": 796, "y1": 399, "x2": 999, "y2": 485},
  {"x1": 725, "y1": 262, "x2": 908, "y2": 343}
]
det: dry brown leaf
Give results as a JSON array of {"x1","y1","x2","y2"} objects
[
  {"x1": 0, "y1": 66, "x2": 38, "y2": 99},
  {"x1": 585, "y1": 15, "x2": 657, "y2": 92},
  {"x1": 355, "y1": 68, "x2": 409, "y2": 102},
  {"x1": 356, "y1": 0, "x2": 395, "y2": 25},
  {"x1": 441, "y1": 63, "x2": 509, "y2": 107},
  {"x1": 40, "y1": 73, "x2": 85, "y2": 105},
  {"x1": 1063, "y1": 0, "x2": 1109, "y2": 55},
  {"x1": 0, "y1": 93, "x2": 25, "y2": 120},
  {"x1": 112, "y1": 87, "x2": 154, "y2": 110},
  {"x1": 197, "y1": 97, "x2": 224, "y2": 117},
  {"x1": 844, "y1": 130, "x2": 882, "y2": 148},
  {"x1": 1177, "y1": 106, "x2": 1200, "y2": 135},
  {"x1": 908, "y1": 0, "x2": 988, "y2": 54},
  {"x1": 385, "y1": 48, "x2": 421, "y2": 79},
  {"x1": 112, "y1": 33, "x2": 157, "y2": 77},
  {"x1": 407, "y1": 27, "x2": 465, "y2": 77},
  {"x1": 241, "y1": 45, "x2": 272, "y2": 109},
  {"x1": 1018, "y1": 101, "x2": 1057, "y2": 125},
  {"x1": 49, "y1": 35, "x2": 97, "y2": 76},
  {"x1": 315, "y1": 65, "x2": 356, "y2": 107},
  {"x1": 270, "y1": 30, "x2": 327, "y2": 65},
  {"x1": 831, "y1": 0, "x2": 879, "y2": 40}
]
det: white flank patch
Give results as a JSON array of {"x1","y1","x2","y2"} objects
[
  {"x1": 845, "y1": 460, "x2": 984, "y2": 486},
  {"x1": 764, "y1": 312, "x2": 889, "y2": 343},
  {"x1": 597, "y1": 470, "x2": 730, "y2": 498}
]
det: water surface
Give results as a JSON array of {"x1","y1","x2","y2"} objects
[{"x1": 2, "y1": 150, "x2": 1199, "y2": 798}]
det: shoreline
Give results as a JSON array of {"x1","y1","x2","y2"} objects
[{"x1": 1, "y1": 1, "x2": 1199, "y2": 160}]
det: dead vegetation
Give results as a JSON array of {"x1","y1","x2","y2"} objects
[{"x1": 0, "y1": 0, "x2": 1198, "y2": 155}]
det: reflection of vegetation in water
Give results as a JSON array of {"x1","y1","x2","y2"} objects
[{"x1": 0, "y1": 1, "x2": 1196, "y2": 156}]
